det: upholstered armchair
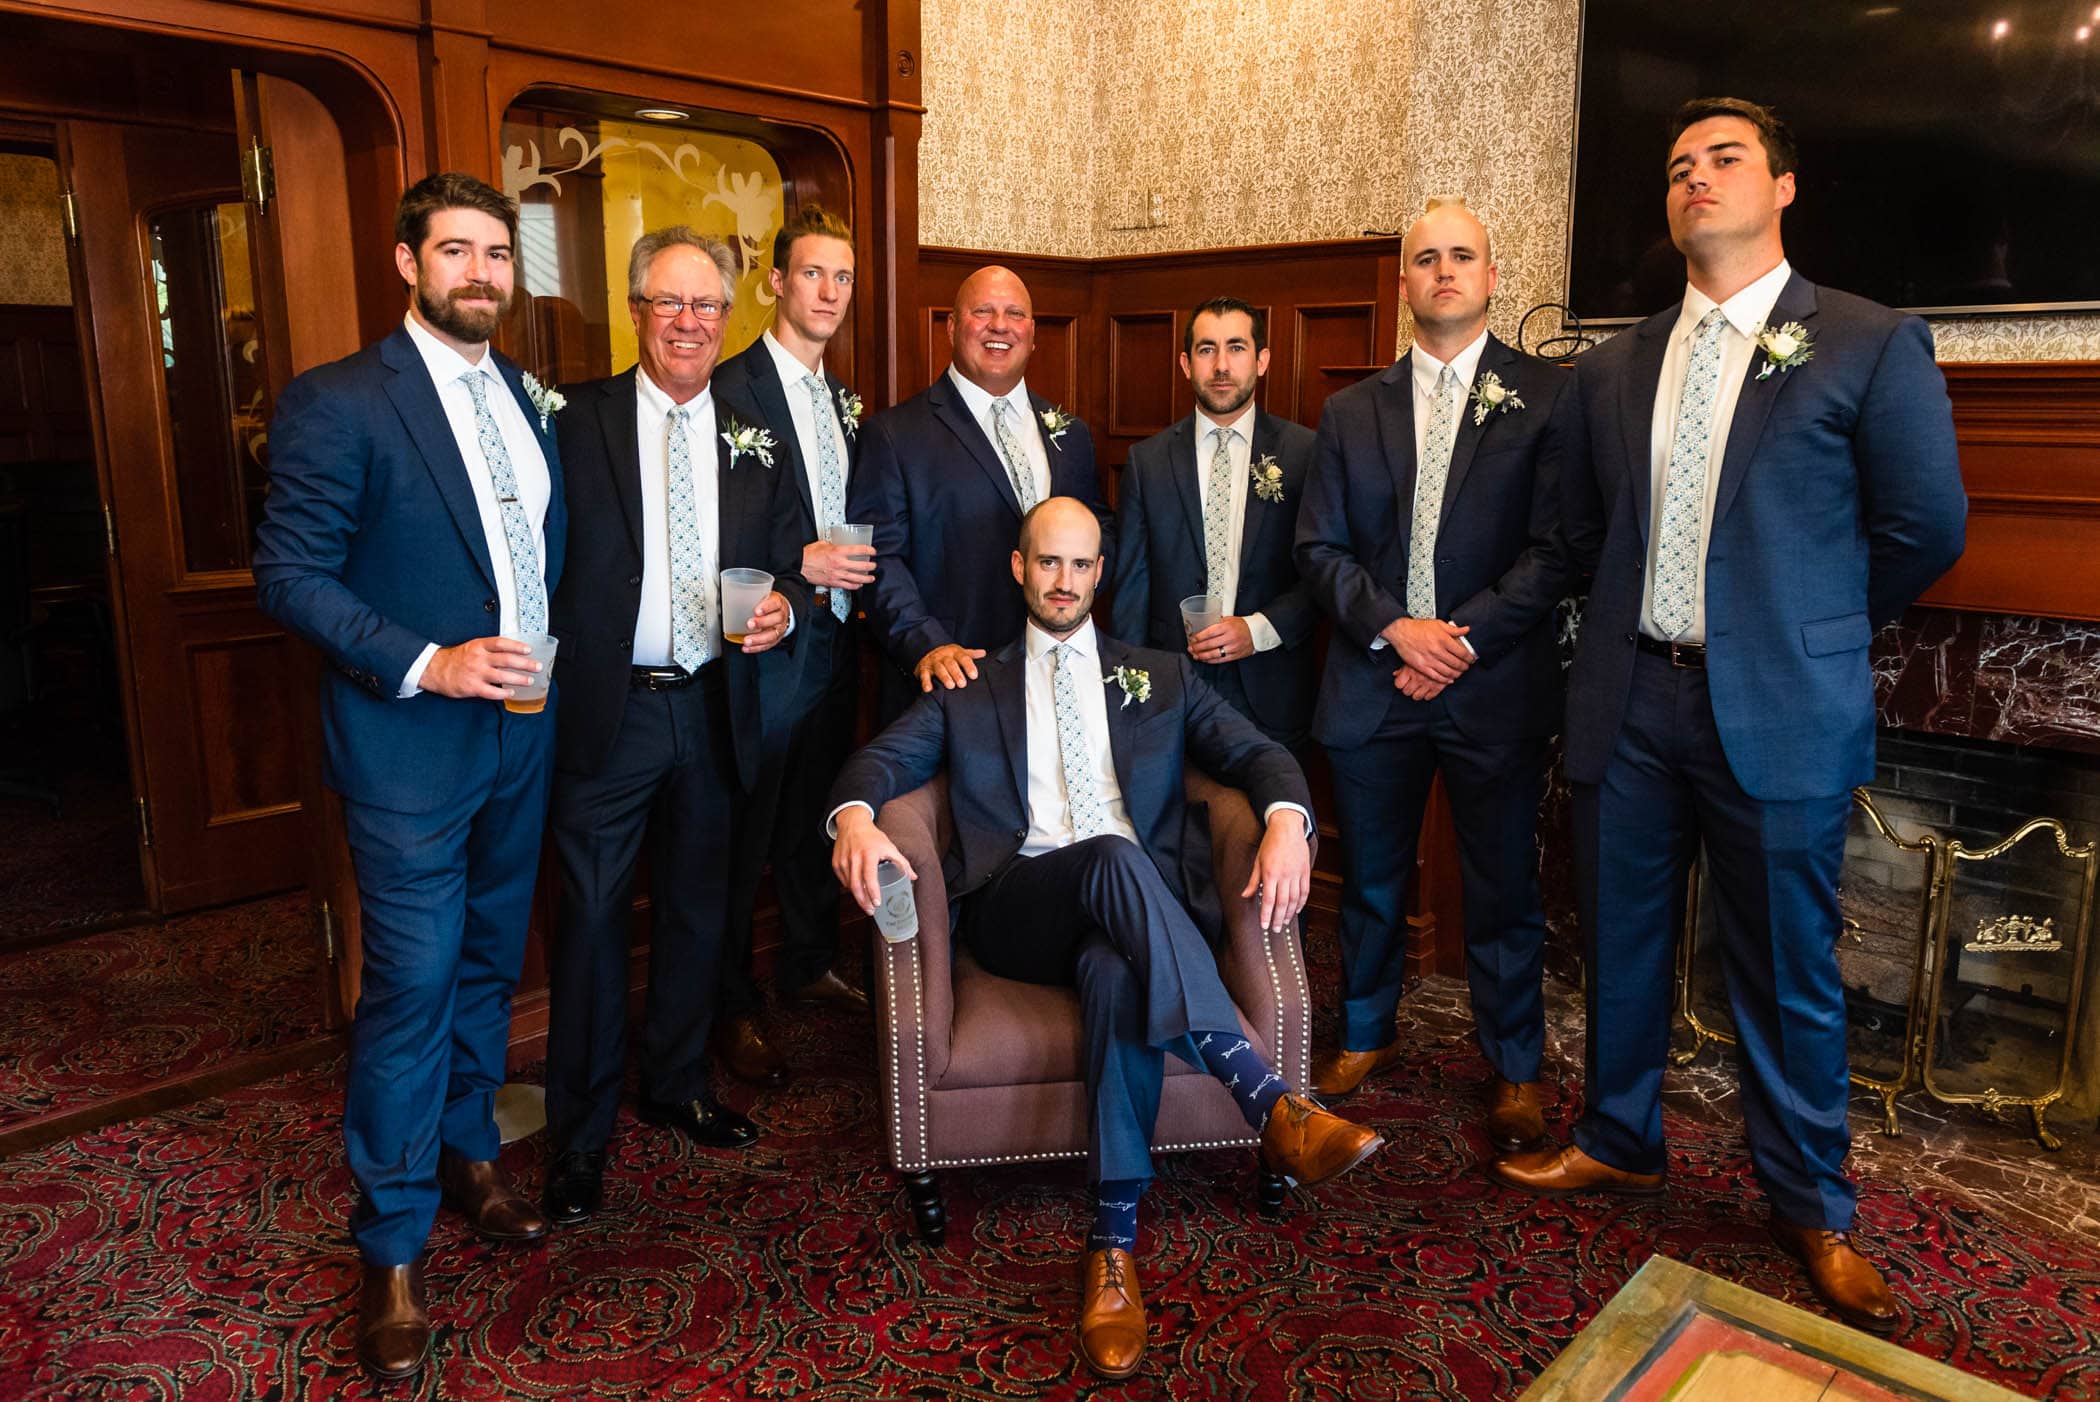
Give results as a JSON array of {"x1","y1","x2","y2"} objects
[{"x1": 869, "y1": 768, "x2": 1315, "y2": 1244}]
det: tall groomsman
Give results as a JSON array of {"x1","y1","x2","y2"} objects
[
  {"x1": 709, "y1": 206, "x2": 873, "y2": 1090},
  {"x1": 852, "y1": 264, "x2": 1113, "y2": 720},
  {"x1": 254, "y1": 173, "x2": 561, "y2": 1380},
  {"x1": 1491, "y1": 99, "x2": 1965, "y2": 1333},
  {"x1": 1295, "y1": 199, "x2": 1571, "y2": 1151},
  {"x1": 1109, "y1": 298, "x2": 1318, "y2": 749},
  {"x1": 540, "y1": 228, "x2": 811, "y2": 1229}
]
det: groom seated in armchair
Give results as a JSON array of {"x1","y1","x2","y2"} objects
[{"x1": 825, "y1": 496, "x2": 1383, "y2": 1381}]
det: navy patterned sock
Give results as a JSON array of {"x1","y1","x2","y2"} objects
[
  {"x1": 1088, "y1": 1178, "x2": 1144, "y2": 1254},
  {"x1": 1193, "y1": 1028, "x2": 1289, "y2": 1129}
]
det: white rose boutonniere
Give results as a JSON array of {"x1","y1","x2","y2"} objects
[
  {"x1": 1104, "y1": 664, "x2": 1151, "y2": 709},
  {"x1": 1753, "y1": 321, "x2": 1814, "y2": 380},
  {"x1": 1039, "y1": 405, "x2": 1077, "y2": 449},
  {"x1": 1468, "y1": 370, "x2": 1525, "y2": 427},
  {"x1": 721, "y1": 416, "x2": 777, "y2": 469},
  {"x1": 836, "y1": 387, "x2": 864, "y2": 439},
  {"x1": 1250, "y1": 454, "x2": 1285, "y2": 504},
  {"x1": 521, "y1": 372, "x2": 566, "y2": 433}
]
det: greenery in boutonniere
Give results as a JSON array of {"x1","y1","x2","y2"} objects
[
  {"x1": 836, "y1": 387, "x2": 864, "y2": 439},
  {"x1": 1753, "y1": 321, "x2": 1814, "y2": 380},
  {"x1": 521, "y1": 372, "x2": 565, "y2": 432},
  {"x1": 1104, "y1": 664, "x2": 1151, "y2": 709},
  {"x1": 1039, "y1": 405, "x2": 1077, "y2": 449},
  {"x1": 1468, "y1": 370, "x2": 1524, "y2": 427},
  {"x1": 1250, "y1": 454, "x2": 1285, "y2": 504},
  {"x1": 721, "y1": 416, "x2": 777, "y2": 469}
]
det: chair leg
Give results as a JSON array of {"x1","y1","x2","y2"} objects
[
  {"x1": 902, "y1": 1170, "x2": 946, "y2": 1245},
  {"x1": 1256, "y1": 1167, "x2": 1287, "y2": 1218}
]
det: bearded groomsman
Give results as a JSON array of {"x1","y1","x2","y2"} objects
[
  {"x1": 1295, "y1": 199, "x2": 1571, "y2": 1152},
  {"x1": 1109, "y1": 298, "x2": 1318, "y2": 749},
  {"x1": 1491, "y1": 99, "x2": 1965, "y2": 1334},
  {"x1": 708, "y1": 206, "x2": 873, "y2": 1091},
  {"x1": 852, "y1": 265, "x2": 1113, "y2": 721},
  {"x1": 540, "y1": 228, "x2": 811, "y2": 1229},
  {"x1": 254, "y1": 173, "x2": 561, "y2": 1380}
]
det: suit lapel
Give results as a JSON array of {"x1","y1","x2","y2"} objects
[
  {"x1": 742, "y1": 350, "x2": 815, "y2": 520},
  {"x1": 1622, "y1": 306, "x2": 1677, "y2": 541},
  {"x1": 989, "y1": 638, "x2": 1029, "y2": 821},
  {"x1": 1163, "y1": 416, "x2": 1206, "y2": 564},
  {"x1": 929, "y1": 371, "x2": 1024, "y2": 517},
  {"x1": 600, "y1": 372, "x2": 645, "y2": 556},
  {"x1": 1239, "y1": 409, "x2": 1280, "y2": 572},
  {"x1": 378, "y1": 328, "x2": 498, "y2": 594},
  {"x1": 1372, "y1": 360, "x2": 1417, "y2": 514},
  {"x1": 1435, "y1": 337, "x2": 1511, "y2": 535},
  {"x1": 1097, "y1": 634, "x2": 1136, "y2": 801},
  {"x1": 1711, "y1": 273, "x2": 1818, "y2": 530}
]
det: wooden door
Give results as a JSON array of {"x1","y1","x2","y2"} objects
[{"x1": 60, "y1": 117, "x2": 311, "y2": 915}]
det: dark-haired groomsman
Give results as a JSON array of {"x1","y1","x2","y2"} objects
[
  {"x1": 254, "y1": 172, "x2": 562, "y2": 1380},
  {"x1": 852, "y1": 265, "x2": 1113, "y2": 721},
  {"x1": 1491, "y1": 99, "x2": 1965, "y2": 1333},
  {"x1": 1295, "y1": 198, "x2": 1571, "y2": 1151},
  {"x1": 540, "y1": 228, "x2": 811, "y2": 1229},
  {"x1": 706, "y1": 207, "x2": 873, "y2": 1089},
  {"x1": 1110, "y1": 298, "x2": 1318, "y2": 749}
]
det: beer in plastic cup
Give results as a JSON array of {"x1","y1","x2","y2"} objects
[
  {"x1": 1179, "y1": 593, "x2": 1225, "y2": 638},
  {"x1": 502, "y1": 632, "x2": 558, "y2": 714},
  {"x1": 720, "y1": 568, "x2": 774, "y2": 645}
]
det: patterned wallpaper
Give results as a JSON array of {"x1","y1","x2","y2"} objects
[
  {"x1": 918, "y1": 0, "x2": 2100, "y2": 363},
  {"x1": 0, "y1": 154, "x2": 72, "y2": 307}
]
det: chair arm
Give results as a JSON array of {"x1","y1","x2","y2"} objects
[{"x1": 870, "y1": 775, "x2": 953, "y2": 1171}]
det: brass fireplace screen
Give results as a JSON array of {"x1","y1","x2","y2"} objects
[{"x1": 1675, "y1": 790, "x2": 2098, "y2": 1148}]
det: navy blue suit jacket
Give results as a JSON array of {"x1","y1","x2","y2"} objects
[
  {"x1": 1558, "y1": 273, "x2": 1966, "y2": 800},
  {"x1": 1295, "y1": 335, "x2": 1571, "y2": 750},
  {"x1": 547, "y1": 368, "x2": 811, "y2": 792},
  {"x1": 830, "y1": 633, "x2": 1311, "y2": 917},
  {"x1": 255, "y1": 325, "x2": 566, "y2": 815},
  {"x1": 851, "y1": 372, "x2": 1113, "y2": 677},
  {"x1": 710, "y1": 340, "x2": 856, "y2": 554},
  {"x1": 1109, "y1": 409, "x2": 1319, "y2": 741}
]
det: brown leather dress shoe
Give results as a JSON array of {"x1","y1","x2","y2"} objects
[
  {"x1": 1259, "y1": 1092, "x2": 1385, "y2": 1186},
  {"x1": 1077, "y1": 1247, "x2": 1146, "y2": 1380},
  {"x1": 711, "y1": 1012, "x2": 790, "y2": 1088},
  {"x1": 356, "y1": 1262, "x2": 430, "y2": 1380},
  {"x1": 1489, "y1": 1143, "x2": 1664, "y2": 1197},
  {"x1": 437, "y1": 1151, "x2": 548, "y2": 1242},
  {"x1": 787, "y1": 969, "x2": 870, "y2": 1012},
  {"x1": 1309, "y1": 1040, "x2": 1404, "y2": 1098},
  {"x1": 1772, "y1": 1219, "x2": 1900, "y2": 1334},
  {"x1": 1484, "y1": 1077, "x2": 1547, "y2": 1152}
]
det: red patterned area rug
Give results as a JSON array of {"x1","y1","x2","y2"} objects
[
  {"x1": 0, "y1": 893, "x2": 324, "y2": 1129},
  {"x1": 2, "y1": 953, "x2": 2097, "y2": 1399}
]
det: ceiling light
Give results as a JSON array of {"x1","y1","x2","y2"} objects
[
  {"x1": 1991, "y1": 18, "x2": 2010, "y2": 39},
  {"x1": 635, "y1": 107, "x2": 689, "y2": 123},
  {"x1": 2081, "y1": 24, "x2": 2093, "y2": 40}
]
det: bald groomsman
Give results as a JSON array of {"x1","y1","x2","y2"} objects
[
  {"x1": 1296, "y1": 198, "x2": 1571, "y2": 1152},
  {"x1": 852, "y1": 265, "x2": 1114, "y2": 721}
]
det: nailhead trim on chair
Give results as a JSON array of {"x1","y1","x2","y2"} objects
[{"x1": 921, "y1": 1135, "x2": 1260, "y2": 1170}]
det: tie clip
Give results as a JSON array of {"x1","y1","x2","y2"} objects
[{"x1": 499, "y1": 495, "x2": 518, "y2": 504}]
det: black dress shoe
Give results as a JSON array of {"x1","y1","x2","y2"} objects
[
  {"x1": 637, "y1": 1094, "x2": 760, "y2": 1149},
  {"x1": 710, "y1": 1013, "x2": 791, "y2": 1088},
  {"x1": 542, "y1": 1149, "x2": 606, "y2": 1226},
  {"x1": 786, "y1": 969, "x2": 871, "y2": 1012}
]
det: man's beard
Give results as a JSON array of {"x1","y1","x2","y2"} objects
[
  {"x1": 1025, "y1": 590, "x2": 1090, "y2": 635},
  {"x1": 415, "y1": 279, "x2": 509, "y2": 344},
  {"x1": 1194, "y1": 376, "x2": 1256, "y2": 418}
]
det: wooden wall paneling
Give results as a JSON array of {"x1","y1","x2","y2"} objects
[
  {"x1": 1290, "y1": 301, "x2": 1379, "y2": 430},
  {"x1": 1106, "y1": 311, "x2": 1177, "y2": 439},
  {"x1": 0, "y1": 306, "x2": 91, "y2": 464}
]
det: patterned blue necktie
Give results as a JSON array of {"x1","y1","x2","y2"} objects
[
  {"x1": 1203, "y1": 425, "x2": 1238, "y2": 602},
  {"x1": 1050, "y1": 643, "x2": 1103, "y2": 842},
  {"x1": 806, "y1": 373, "x2": 851, "y2": 621},
  {"x1": 664, "y1": 405, "x2": 712, "y2": 671},
  {"x1": 990, "y1": 397, "x2": 1039, "y2": 510},
  {"x1": 1652, "y1": 309, "x2": 1730, "y2": 639},
  {"x1": 1405, "y1": 364, "x2": 1461, "y2": 620},
  {"x1": 460, "y1": 371, "x2": 546, "y2": 634}
]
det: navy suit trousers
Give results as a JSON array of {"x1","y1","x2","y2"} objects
[
  {"x1": 1572, "y1": 650, "x2": 1856, "y2": 1230},
  {"x1": 964, "y1": 836, "x2": 1243, "y2": 1185},
  {"x1": 339, "y1": 704, "x2": 554, "y2": 1266},
  {"x1": 1326, "y1": 693, "x2": 1548, "y2": 1078}
]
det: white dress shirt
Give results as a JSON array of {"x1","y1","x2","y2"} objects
[
  {"x1": 1369, "y1": 329, "x2": 1489, "y2": 658},
  {"x1": 631, "y1": 368, "x2": 723, "y2": 666},
  {"x1": 397, "y1": 312, "x2": 552, "y2": 696},
  {"x1": 761, "y1": 330, "x2": 849, "y2": 528},
  {"x1": 948, "y1": 365, "x2": 1050, "y2": 505},
  {"x1": 1641, "y1": 258, "x2": 1793, "y2": 643},
  {"x1": 1189, "y1": 402, "x2": 1279, "y2": 653}
]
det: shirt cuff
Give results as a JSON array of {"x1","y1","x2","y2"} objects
[
  {"x1": 1245, "y1": 612, "x2": 1281, "y2": 653},
  {"x1": 824, "y1": 799, "x2": 873, "y2": 839},
  {"x1": 399, "y1": 642, "x2": 440, "y2": 698},
  {"x1": 1261, "y1": 801, "x2": 1314, "y2": 840}
]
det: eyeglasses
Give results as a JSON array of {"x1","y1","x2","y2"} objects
[{"x1": 637, "y1": 294, "x2": 727, "y2": 321}]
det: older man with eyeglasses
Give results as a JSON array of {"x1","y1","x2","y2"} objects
[{"x1": 539, "y1": 226, "x2": 812, "y2": 1225}]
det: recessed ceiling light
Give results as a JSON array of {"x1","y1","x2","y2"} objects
[
  {"x1": 2081, "y1": 24, "x2": 2094, "y2": 40},
  {"x1": 1991, "y1": 18, "x2": 2010, "y2": 39},
  {"x1": 635, "y1": 107, "x2": 689, "y2": 123}
]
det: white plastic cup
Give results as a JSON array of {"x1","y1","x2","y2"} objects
[
  {"x1": 824, "y1": 522, "x2": 874, "y2": 548},
  {"x1": 720, "y1": 568, "x2": 775, "y2": 644},
  {"x1": 1180, "y1": 593, "x2": 1225, "y2": 638},
  {"x1": 872, "y1": 859, "x2": 918, "y2": 943},
  {"x1": 502, "y1": 632, "x2": 558, "y2": 713}
]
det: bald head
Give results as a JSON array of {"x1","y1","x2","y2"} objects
[
  {"x1": 1402, "y1": 200, "x2": 1493, "y2": 264},
  {"x1": 1017, "y1": 496, "x2": 1100, "y2": 559},
  {"x1": 951, "y1": 264, "x2": 1036, "y2": 395},
  {"x1": 1013, "y1": 497, "x2": 1102, "y2": 638},
  {"x1": 1400, "y1": 199, "x2": 1498, "y2": 345}
]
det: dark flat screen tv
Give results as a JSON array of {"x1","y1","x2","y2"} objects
[{"x1": 1568, "y1": 0, "x2": 2100, "y2": 322}]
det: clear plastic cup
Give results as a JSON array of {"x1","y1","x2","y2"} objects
[
  {"x1": 1179, "y1": 593, "x2": 1225, "y2": 638},
  {"x1": 872, "y1": 859, "x2": 918, "y2": 943},
  {"x1": 720, "y1": 568, "x2": 775, "y2": 644},
  {"x1": 502, "y1": 632, "x2": 558, "y2": 714}
]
